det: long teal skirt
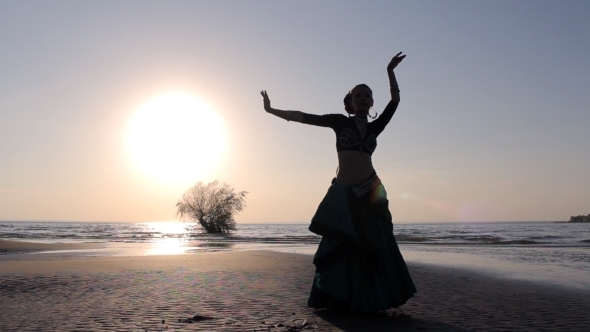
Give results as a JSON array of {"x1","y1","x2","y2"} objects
[{"x1": 308, "y1": 177, "x2": 416, "y2": 313}]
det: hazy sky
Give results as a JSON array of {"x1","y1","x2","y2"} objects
[{"x1": 1, "y1": 1, "x2": 589, "y2": 223}]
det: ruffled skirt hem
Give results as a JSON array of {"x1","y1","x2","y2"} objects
[{"x1": 307, "y1": 179, "x2": 416, "y2": 313}]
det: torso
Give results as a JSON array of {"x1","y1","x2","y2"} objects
[
  {"x1": 335, "y1": 151, "x2": 375, "y2": 185},
  {"x1": 299, "y1": 101, "x2": 399, "y2": 185}
]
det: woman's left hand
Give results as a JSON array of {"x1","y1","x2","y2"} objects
[{"x1": 387, "y1": 52, "x2": 406, "y2": 71}]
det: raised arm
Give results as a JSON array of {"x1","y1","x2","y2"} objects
[
  {"x1": 260, "y1": 90, "x2": 305, "y2": 123},
  {"x1": 387, "y1": 52, "x2": 406, "y2": 103},
  {"x1": 371, "y1": 52, "x2": 406, "y2": 135}
]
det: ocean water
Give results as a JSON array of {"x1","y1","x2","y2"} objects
[{"x1": 1, "y1": 221, "x2": 589, "y2": 290}]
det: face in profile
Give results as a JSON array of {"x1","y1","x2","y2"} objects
[{"x1": 351, "y1": 85, "x2": 373, "y2": 114}]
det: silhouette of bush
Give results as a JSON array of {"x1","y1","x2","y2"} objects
[{"x1": 176, "y1": 180, "x2": 247, "y2": 233}]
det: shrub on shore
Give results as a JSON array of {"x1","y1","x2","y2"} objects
[{"x1": 176, "y1": 180, "x2": 248, "y2": 233}]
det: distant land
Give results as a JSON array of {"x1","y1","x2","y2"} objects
[{"x1": 569, "y1": 214, "x2": 590, "y2": 223}]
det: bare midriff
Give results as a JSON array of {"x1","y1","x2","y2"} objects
[{"x1": 335, "y1": 151, "x2": 375, "y2": 185}]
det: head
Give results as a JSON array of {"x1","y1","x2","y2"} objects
[
  {"x1": 343, "y1": 93, "x2": 355, "y2": 115},
  {"x1": 350, "y1": 84, "x2": 373, "y2": 116}
]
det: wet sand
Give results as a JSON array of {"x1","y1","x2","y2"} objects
[{"x1": 1, "y1": 241, "x2": 589, "y2": 331}]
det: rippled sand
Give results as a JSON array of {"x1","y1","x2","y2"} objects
[{"x1": 1, "y1": 242, "x2": 589, "y2": 331}]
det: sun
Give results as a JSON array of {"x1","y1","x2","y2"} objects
[{"x1": 126, "y1": 92, "x2": 226, "y2": 184}]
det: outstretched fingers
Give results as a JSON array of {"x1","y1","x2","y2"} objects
[
  {"x1": 393, "y1": 52, "x2": 406, "y2": 61},
  {"x1": 260, "y1": 90, "x2": 271, "y2": 111},
  {"x1": 388, "y1": 52, "x2": 406, "y2": 70}
]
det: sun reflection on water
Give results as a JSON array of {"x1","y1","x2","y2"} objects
[
  {"x1": 144, "y1": 238, "x2": 187, "y2": 255},
  {"x1": 138, "y1": 221, "x2": 235, "y2": 255},
  {"x1": 141, "y1": 221, "x2": 191, "y2": 255},
  {"x1": 141, "y1": 221, "x2": 188, "y2": 237}
]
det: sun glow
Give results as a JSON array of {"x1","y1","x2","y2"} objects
[{"x1": 127, "y1": 92, "x2": 226, "y2": 184}]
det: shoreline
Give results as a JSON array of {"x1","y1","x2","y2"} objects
[
  {"x1": 0, "y1": 239, "x2": 108, "y2": 253},
  {"x1": 3, "y1": 239, "x2": 590, "y2": 292},
  {"x1": 3, "y1": 239, "x2": 589, "y2": 292},
  {"x1": 1, "y1": 249, "x2": 589, "y2": 331}
]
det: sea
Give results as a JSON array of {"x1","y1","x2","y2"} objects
[{"x1": 1, "y1": 221, "x2": 589, "y2": 291}]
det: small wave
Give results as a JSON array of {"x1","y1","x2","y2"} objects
[
  {"x1": 580, "y1": 239, "x2": 590, "y2": 243},
  {"x1": 395, "y1": 235, "x2": 430, "y2": 242},
  {"x1": 495, "y1": 239, "x2": 540, "y2": 245},
  {"x1": 462, "y1": 235, "x2": 504, "y2": 242},
  {"x1": 227, "y1": 236, "x2": 320, "y2": 244},
  {"x1": 0, "y1": 233, "x2": 28, "y2": 239},
  {"x1": 425, "y1": 234, "x2": 505, "y2": 243},
  {"x1": 56, "y1": 234, "x2": 84, "y2": 238},
  {"x1": 528, "y1": 235, "x2": 561, "y2": 240},
  {"x1": 395, "y1": 235, "x2": 542, "y2": 246},
  {"x1": 119, "y1": 231, "x2": 160, "y2": 235},
  {"x1": 22, "y1": 227, "x2": 53, "y2": 231}
]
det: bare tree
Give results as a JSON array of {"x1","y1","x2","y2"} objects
[{"x1": 176, "y1": 180, "x2": 248, "y2": 233}]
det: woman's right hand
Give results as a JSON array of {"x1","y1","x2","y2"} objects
[{"x1": 260, "y1": 90, "x2": 272, "y2": 112}]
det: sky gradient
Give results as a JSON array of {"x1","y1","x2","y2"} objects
[{"x1": 1, "y1": 1, "x2": 589, "y2": 223}]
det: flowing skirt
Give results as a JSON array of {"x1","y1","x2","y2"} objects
[{"x1": 307, "y1": 175, "x2": 416, "y2": 313}]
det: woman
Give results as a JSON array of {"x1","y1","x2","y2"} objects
[{"x1": 260, "y1": 52, "x2": 416, "y2": 313}]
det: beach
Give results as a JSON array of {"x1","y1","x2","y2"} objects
[{"x1": 1, "y1": 240, "x2": 589, "y2": 331}]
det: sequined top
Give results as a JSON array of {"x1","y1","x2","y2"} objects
[{"x1": 300, "y1": 100, "x2": 398, "y2": 156}]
